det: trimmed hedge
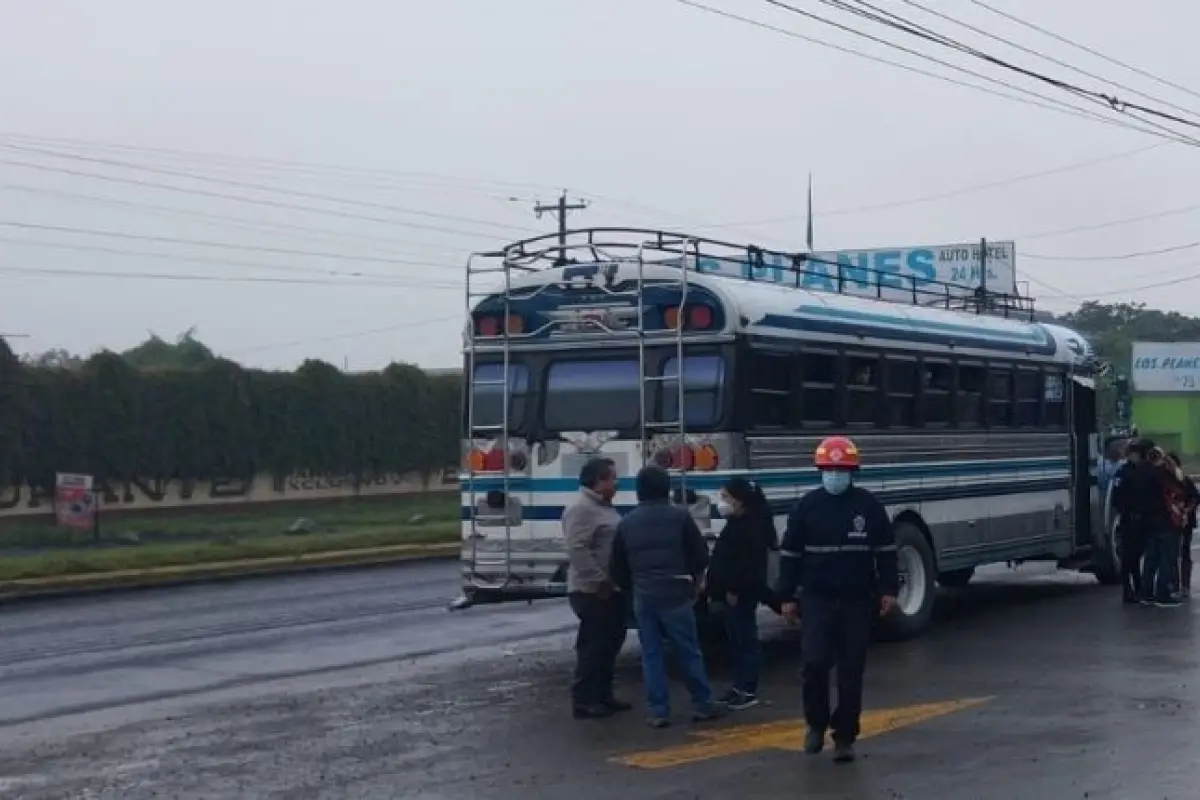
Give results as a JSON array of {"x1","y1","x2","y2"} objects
[{"x1": 0, "y1": 338, "x2": 462, "y2": 499}]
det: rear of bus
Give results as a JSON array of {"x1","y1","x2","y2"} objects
[{"x1": 458, "y1": 263, "x2": 740, "y2": 608}]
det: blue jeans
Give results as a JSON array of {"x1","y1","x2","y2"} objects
[
  {"x1": 633, "y1": 593, "x2": 713, "y2": 718},
  {"x1": 723, "y1": 601, "x2": 761, "y2": 695},
  {"x1": 1141, "y1": 529, "x2": 1177, "y2": 601}
]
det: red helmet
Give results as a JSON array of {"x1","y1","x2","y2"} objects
[{"x1": 814, "y1": 436, "x2": 860, "y2": 470}]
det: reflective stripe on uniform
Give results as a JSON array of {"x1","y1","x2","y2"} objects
[
  {"x1": 780, "y1": 549, "x2": 804, "y2": 559},
  {"x1": 804, "y1": 544, "x2": 872, "y2": 554},
  {"x1": 873, "y1": 544, "x2": 898, "y2": 553}
]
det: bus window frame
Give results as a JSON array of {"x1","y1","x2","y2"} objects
[
  {"x1": 846, "y1": 350, "x2": 882, "y2": 429},
  {"x1": 986, "y1": 361, "x2": 1016, "y2": 429},
  {"x1": 881, "y1": 352, "x2": 918, "y2": 430},
  {"x1": 467, "y1": 360, "x2": 532, "y2": 433},
  {"x1": 742, "y1": 345, "x2": 796, "y2": 430},
  {"x1": 919, "y1": 356, "x2": 953, "y2": 429},
  {"x1": 956, "y1": 360, "x2": 987, "y2": 429},
  {"x1": 799, "y1": 347, "x2": 841, "y2": 429}
]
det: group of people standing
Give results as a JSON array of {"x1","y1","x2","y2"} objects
[
  {"x1": 1112, "y1": 439, "x2": 1198, "y2": 607},
  {"x1": 561, "y1": 436, "x2": 899, "y2": 764}
]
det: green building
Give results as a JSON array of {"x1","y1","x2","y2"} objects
[{"x1": 1131, "y1": 341, "x2": 1200, "y2": 457}]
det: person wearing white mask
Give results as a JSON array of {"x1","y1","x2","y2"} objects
[
  {"x1": 706, "y1": 476, "x2": 776, "y2": 710},
  {"x1": 775, "y1": 436, "x2": 898, "y2": 764}
]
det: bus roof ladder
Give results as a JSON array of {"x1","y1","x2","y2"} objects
[
  {"x1": 463, "y1": 251, "x2": 517, "y2": 590},
  {"x1": 636, "y1": 237, "x2": 691, "y2": 502}
]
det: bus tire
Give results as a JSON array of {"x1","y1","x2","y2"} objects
[
  {"x1": 877, "y1": 521, "x2": 936, "y2": 642},
  {"x1": 1092, "y1": 514, "x2": 1123, "y2": 586},
  {"x1": 937, "y1": 568, "x2": 975, "y2": 588}
]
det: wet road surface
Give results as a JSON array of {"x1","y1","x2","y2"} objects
[{"x1": 0, "y1": 560, "x2": 1197, "y2": 798}]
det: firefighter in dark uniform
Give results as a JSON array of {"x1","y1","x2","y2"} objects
[
  {"x1": 776, "y1": 435, "x2": 899, "y2": 764},
  {"x1": 1111, "y1": 439, "x2": 1148, "y2": 603}
]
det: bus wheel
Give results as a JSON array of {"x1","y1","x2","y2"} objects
[
  {"x1": 877, "y1": 521, "x2": 936, "y2": 642},
  {"x1": 937, "y1": 568, "x2": 975, "y2": 588},
  {"x1": 1092, "y1": 516, "x2": 1123, "y2": 586}
]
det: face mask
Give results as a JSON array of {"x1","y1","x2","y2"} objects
[
  {"x1": 717, "y1": 501, "x2": 735, "y2": 517},
  {"x1": 821, "y1": 471, "x2": 852, "y2": 495}
]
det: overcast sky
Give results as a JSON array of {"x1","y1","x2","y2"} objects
[{"x1": 1, "y1": 0, "x2": 1198, "y2": 371}]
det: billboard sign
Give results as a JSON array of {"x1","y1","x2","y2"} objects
[
  {"x1": 54, "y1": 472, "x2": 96, "y2": 530},
  {"x1": 692, "y1": 240, "x2": 1017, "y2": 305},
  {"x1": 1130, "y1": 342, "x2": 1200, "y2": 393}
]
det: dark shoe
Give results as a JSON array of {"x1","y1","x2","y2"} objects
[
  {"x1": 1155, "y1": 598, "x2": 1183, "y2": 608},
  {"x1": 803, "y1": 728, "x2": 825, "y2": 755},
  {"x1": 647, "y1": 716, "x2": 671, "y2": 729},
  {"x1": 692, "y1": 702, "x2": 730, "y2": 722},
  {"x1": 573, "y1": 704, "x2": 614, "y2": 720},
  {"x1": 602, "y1": 697, "x2": 633, "y2": 712},
  {"x1": 727, "y1": 691, "x2": 759, "y2": 711},
  {"x1": 832, "y1": 741, "x2": 856, "y2": 763}
]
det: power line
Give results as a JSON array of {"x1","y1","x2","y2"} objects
[
  {"x1": 786, "y1": 0, "x2": 1200, "y2": 144},
  {"x1": 1015, "y1": 200, "x2": 1200, "y2": 240},
  {"x1": 719, "y1": 142, "x2": 1164, "y2": 226},
  {"x1": 0, "y1": 141, "x2": 540, "y2": 237},
  {"x1": 960, "y1": 0, "x2": 1200, "y2": 105},
  {"x1": 0, "y1": 235, "x2": 467, "y2": 285},
  {"x1": 1022, "y1": 240, "x2": 1200, "y2": 262},
  {"x1": 864, "y1": 0, "x2": 1200, "y2": 123},
  {"x1": 674, "y1": 0, "x2": 1193, "y2": 146},
  {"x1": 0, "y1": 220, "x2": 463, "y2": 270},
  {"x1": 0, "y1": 181, "x2": 463, "y2": 257},
  {"x1": 0, "y1": 264, "x2": 460, "y2": 288},
  {"x1": 0, "y1": 131, "x2": 562, "y2": 197},
  {"x1": 0, "y1": 157, "x2": 520, "y2": 244}
]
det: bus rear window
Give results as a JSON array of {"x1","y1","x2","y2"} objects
[
  {"x1": 470, "y1": 363, "x2": 529, "y2": 431},
  {"x1": 544, "y1": 360, "x2": 640, "y2": 431},
  {"x1": 660, "y1": 355, "x2": 725, "y2": 426}
]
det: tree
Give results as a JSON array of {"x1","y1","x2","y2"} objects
[
  {"x1": 21, "y1": 348, "x2": 85, "y2": 370},
  {"x1": 0, "y1": 336, "x2": 26, "y2": 490},
  {"x1": 121, "y1": 328, "x2": 216, "y2": 371}
]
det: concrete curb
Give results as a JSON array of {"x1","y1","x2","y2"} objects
[{"x1": 0, "y1": 541, "x2": 461, "y2": 604}]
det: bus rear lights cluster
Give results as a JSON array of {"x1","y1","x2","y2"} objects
[
  {"x1": 653, "y1": 443, "x2": 719, "y2": 472},
  {"x1": 475, "y1": 314, "x2": 524, "y2": 336},
  {"x1": 663, "y1": 304, "x2": 715, "y2": 331},
  {"x1": 466, "y1": 445, "x2": 528, "y2": 473}
]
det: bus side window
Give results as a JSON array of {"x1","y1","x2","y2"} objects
[
  {"x1": 988, "y1": 367, "x2": 1015, "y2": 427},
  {"x1": 957, "y1": 363, "x2": 985, "y2": 427},
  {"x1": 748, "y1": 351, "x2": 791, "y2": 428},
  {"x1": 922, "y1": 360, "x2": 952, "y2": 427},
  {"x1": 885, "y1": 358, "x2": 917, "y2": 428},
  {"x1": 847, "y1": 354, "x2": 880, "y2": 426},
  {"x1": 1044, "y1": 371, "x2": 1066, "y2": 427},
  {"x1": 801, "y1": 351, "x2": 837, "y2": 425},
  {"x1": 1015, "y1": 369, "x2": 1040, "y2": 427}
]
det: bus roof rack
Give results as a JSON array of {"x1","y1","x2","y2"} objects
[{"x1": 472, "y1": 227, "x2": 1037, "y2": 321}]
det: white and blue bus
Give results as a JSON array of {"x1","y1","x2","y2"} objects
[{"x1": 455, "y1": 228, "x2": 1115, "y2": 639}]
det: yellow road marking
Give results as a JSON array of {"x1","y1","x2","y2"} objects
[{"x1": 613, "y1": 696, "x2": 993, "y2": 769}]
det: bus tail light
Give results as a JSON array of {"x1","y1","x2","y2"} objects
[
  {"x1": 662, "y1": 304, "x2": 715, "y2": 331},
  {"x1": 475, "y1": 314, "x2": 524, "y2": 336},
  {"x1": 652, "y1": 443, "x2": 719, "y2": 472},
  {"x1": 466, "y1": 442, "x2": 529, "y2": 473}
]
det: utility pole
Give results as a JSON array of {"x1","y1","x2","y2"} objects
[{"x1": 534, "y1": 190, "x2": 587, "y2": 264}]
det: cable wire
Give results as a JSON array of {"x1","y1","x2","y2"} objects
[
  {"x1": 0, "y1": 220, "x2": 463, "y2": 270},
  {"x1": 673, "y1": 0, "x2": 1193, "y2": 146},
  {"x1": 783, "y1": 0, "x2": 1200, "y2": 144},
  {"x1": 1022, "y1": 241, "x2": 1200, "y2": 262},
  {"x1": 961, "y1": 0, "x2": 1200, "y2": 105},
  {"x1": 882, "y1": 0, "x2": 1200, "y2": 122},
  {"x1": 0, "y1": 264, "x2": 459, "y2": 289}
]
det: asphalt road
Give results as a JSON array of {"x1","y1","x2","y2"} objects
[{"x1": 0, "y1": 560, "x2": 1197, "y2": 799}]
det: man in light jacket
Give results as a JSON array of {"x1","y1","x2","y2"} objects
[{"x1": 562, "y1": 457, "x2": 630, "y2": 719}]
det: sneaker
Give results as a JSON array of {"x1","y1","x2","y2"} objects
[
  {"x1": 572, "y1": 704, "x2": 614, "y2": 720},
  {"x1": 1155, "y1": 598, "x2": 1183, "y2": 608},
  {"x1": 727, "y1": 691, "x2": 760, "y2": 711},
  {"x1": 692, "y1": 702, "x2": 730, "y2": 722},
  {"x1": 647, "y1": 716, "x2": 671, "y2": 729},
  {"x1": 832, "y1": 741, "x2": 856, "y2": 763},
  {"x1": 602, "y1": 697, "x2": 633, "y2": 712},
  {"x1": 803, "y1": 728, "x2": 825, "y2": 755}
]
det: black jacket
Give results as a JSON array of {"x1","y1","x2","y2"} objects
[
  {"x1": 776, "y1": 485, "x2": 899, "y2": 601},
  {"x1": 707, "y1": 508, "x2": 775, "y2": 605},
  {"x1": 1121, "y1": 461, "x2": 1175, "y2": 533},
  {"x1": 610, "y1": 500, "x2": 709, "y2": 606},
  {"x1": 1185, "y1": 475, "x2": 1200, "y2": 531}
]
